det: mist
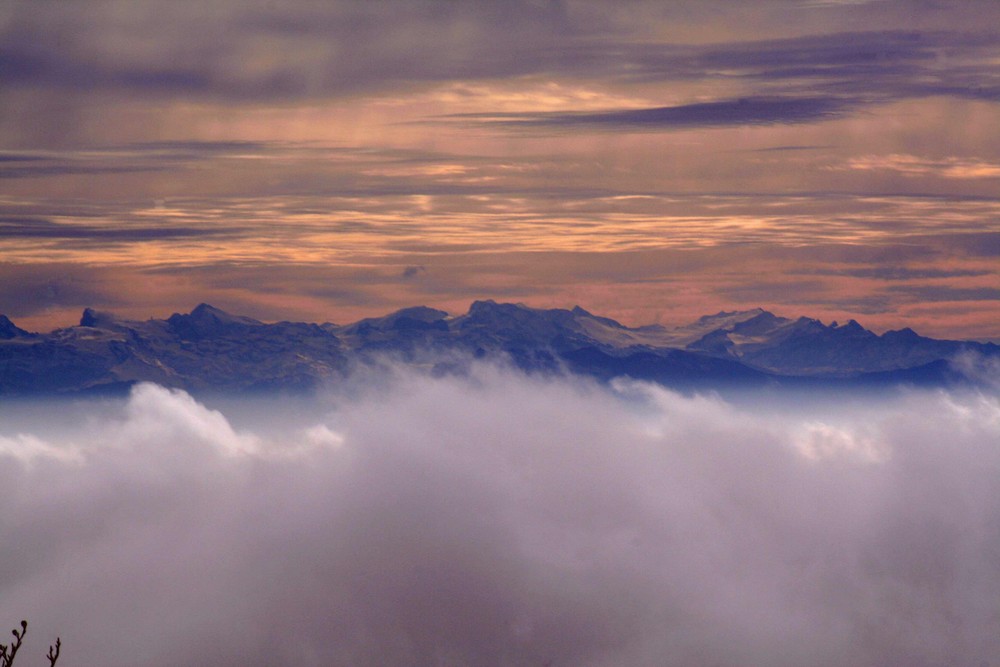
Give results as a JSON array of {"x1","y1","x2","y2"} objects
[{"x1": 1, "y1": 363, "x2": 999, "y2": 666}]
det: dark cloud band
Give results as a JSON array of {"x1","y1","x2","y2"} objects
[{"x1": 453, "y1": 96, "x2": 854, "y2": 131}]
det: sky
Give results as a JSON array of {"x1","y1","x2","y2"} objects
[
  {"x1": 1, "y1": 0, "x2": 999, "y2": 339},
  {"x1": 2, "y1": 370, "x2": 999, "y2": 665}
]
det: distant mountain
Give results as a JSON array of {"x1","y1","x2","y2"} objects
[
  {"x1": 684, "y1": 310, "x2": 982, "y2": 376},
  {"x1": 0, "y1": 314, "x2": 31, "y2": 340},
  {"x1": 0, "y1": 301, "x2": 996, "y2": 395},
  {"x1": 0, "y1": 304, "x2": 344, "y2": 394}
]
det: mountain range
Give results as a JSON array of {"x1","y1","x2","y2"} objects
[{"x1": 0, "y1": 301, "x2": 996, "y2": 396}]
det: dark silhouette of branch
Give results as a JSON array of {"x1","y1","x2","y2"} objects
[
  {"x1": 0, "y1": 620, "x2": 27, "y2": 667},
  {"x1": 46, "y1": 637, "x2": 60, "y2": 666},
  {"x1": 0, "y1": 621, "x2": 60, "y2": 667}
]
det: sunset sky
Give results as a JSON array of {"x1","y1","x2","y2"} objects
[{"x1": 2, "y1": 0, "x2": 998, "y2": 339}]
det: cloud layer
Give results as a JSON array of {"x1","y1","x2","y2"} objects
[
  {"x1": 1, "y1": 365, "x2": 999, "y2": 666},
  {"x1": 1, "y1": 2, "x2": 998, "y2": 338}
]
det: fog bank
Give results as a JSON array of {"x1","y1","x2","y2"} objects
[{"x1": 1, "y1": 364, "x2": 999, "y2": 666}]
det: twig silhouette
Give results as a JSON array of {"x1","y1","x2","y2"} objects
[
  {"x1": 0, "y1": 620, "x2": 27, "y2": 667},
  {"x1": 46, "y1": 637, "x2": 60, "y2": 666},
  {"x1": 0, "y1": 621, "x2": 60, "y2": 667}
]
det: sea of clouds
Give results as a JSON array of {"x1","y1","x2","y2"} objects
[{"x1": 1, "y1": 362, "x2": 999, "y2": 666}]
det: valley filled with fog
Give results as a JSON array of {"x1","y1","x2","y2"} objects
[{"x1": 1, "y1": 362, "x2": 998, "y2": 666}]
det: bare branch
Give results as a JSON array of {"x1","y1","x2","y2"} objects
[
  {"x1": 46, "y1": 638, "x2": 61, "y2": 667},
  {"x1": 0, "y1": 621, "x2": 27, "y2": 667}
]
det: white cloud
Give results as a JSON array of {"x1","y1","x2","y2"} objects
[
  {"x1": 118, "y1": 382, "x2": 262, "y2": 456},
  {"x1": 951, "y1": 351, "x2": 1000, "y2": 392},
  {"x1": 0, "y1": 365, "x2": 998, "y2": 666},
  {"x1": 793, "y1": 421, "x2": 887, "y2": 462},
  {"x1": 0, "y1": 432, "x2": 82, "y2": 465}
]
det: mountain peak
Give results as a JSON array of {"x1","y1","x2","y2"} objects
[
  {"x1": 883, "y1": 327, "x2": 920, "y2": 341},
  {"x1": 677, "y1": 308, "x2": 776, "y2": 335},
  {"x1": 464, "y1": 301, "x2": 544, "y2": 322},
  {"x1": 830, "y1": 319, "x2": 875, "y2": 337},
  {"x1": 694, "y1": 308, "x2": 769, "y2": 325},
  {"x1": 344, "y1": 305, "x2": 450, "y2": 334},
  {"x1": 190, "y1": 303, "x2": 226, "y2": 318},
  {"x1": 730, "y1": 310, "x2": 789, "y2": 335},
  {"x1": 185, "y1": 303, "x2": 261, "y2": 325},
  {"x1": 468, "y1": 299, "x2": 522, "y2": 313},
  {"x1": 389, "y1": 306, "x2": 449, "y2": 322},
  {"x1": 0, "y1": 314, "x2": 30, "y2": 339},
  {"x1": 570, "y1": 305, "x2": 627, "y2": 330},
  {"x1": 167, "y1": 303, "x2": 261, "y2": 339},
  {"x1": 80, "y1": 307, "x2": 120, "y2": 328}
]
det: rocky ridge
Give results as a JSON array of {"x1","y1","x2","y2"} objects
[{"x1": 0, "y1": 301, "x2": 995, "y2": 395}]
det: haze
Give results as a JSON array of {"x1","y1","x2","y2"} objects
[{"x1": 1, "y1": 363, "x2": 999, "y2": 666}]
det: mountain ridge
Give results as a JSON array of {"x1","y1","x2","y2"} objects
[{"x1": 0, "y1": 302, "x2": 995, "y2": 395}]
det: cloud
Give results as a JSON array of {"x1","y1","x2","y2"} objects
[
  {"x1": 3, "y1": 1, "x2": 998, "y2": 110},
  {"x1": 798, "y1": 0, "x2": 883, "y2": 6},
  {"x1": 0, "y1": 433, "x2": 82, "y2": 466},
  {"x1": 0, "y1": 263, "x2": 126, "y2": 319},
  {"x1": 452, "y1": 96, "x2": 855, "y2": 131},
  {"x1": 625, "y1": 28, "x2": 1000, "y2": 102},
  {"x1": 118, "y1": 383, "x2": 261, "y2": 456},
  {"x1": 1, "y1": 365, "x2": 999, "y2": 666},
  {"x1": 0, "y1": 153, "x2": 45, "y2": 163},
  {"x1": 747, "y1": 144, "x2": 835, "y2": 152},
  {"x1": 798, "y1": 265, "x2": 990, "y2": 280},
  {"x1": 950, "y1": 351, "x2": 1000, "y2": 390},
  {"x1": 887, "y1": 284, "x2": 1000, "y2": 302},
  {"x1": 0, "y1": 1, "x2": 580, "y2": 101},
  {"x1": 401, "y1": 265, "x2": 427, "y2": 279},
  {"x1": 434, "y1": 27, "x2": 1000, "y2": 134},
  {"x1": 0, "y1": 142, "x2": 277, "y2": 180},
  {"x1": 840, "y1": 154, "x2": 1000, "y2": 179},
  {"x1": 931, "y1": 232, "x2": 1000, "y2": 257},
  {"x1": 120, "y1": 140, "x2": 274, "y2": 155},
  {"x1": 785, "y1": 294, "x2": 896, "y2": 315},
  {"x1": 0, "y1": 164, "x2": 167, "y2": 180},
  {"x1": 0, "y1": 216, "x2": 234, "y2": 241}
]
